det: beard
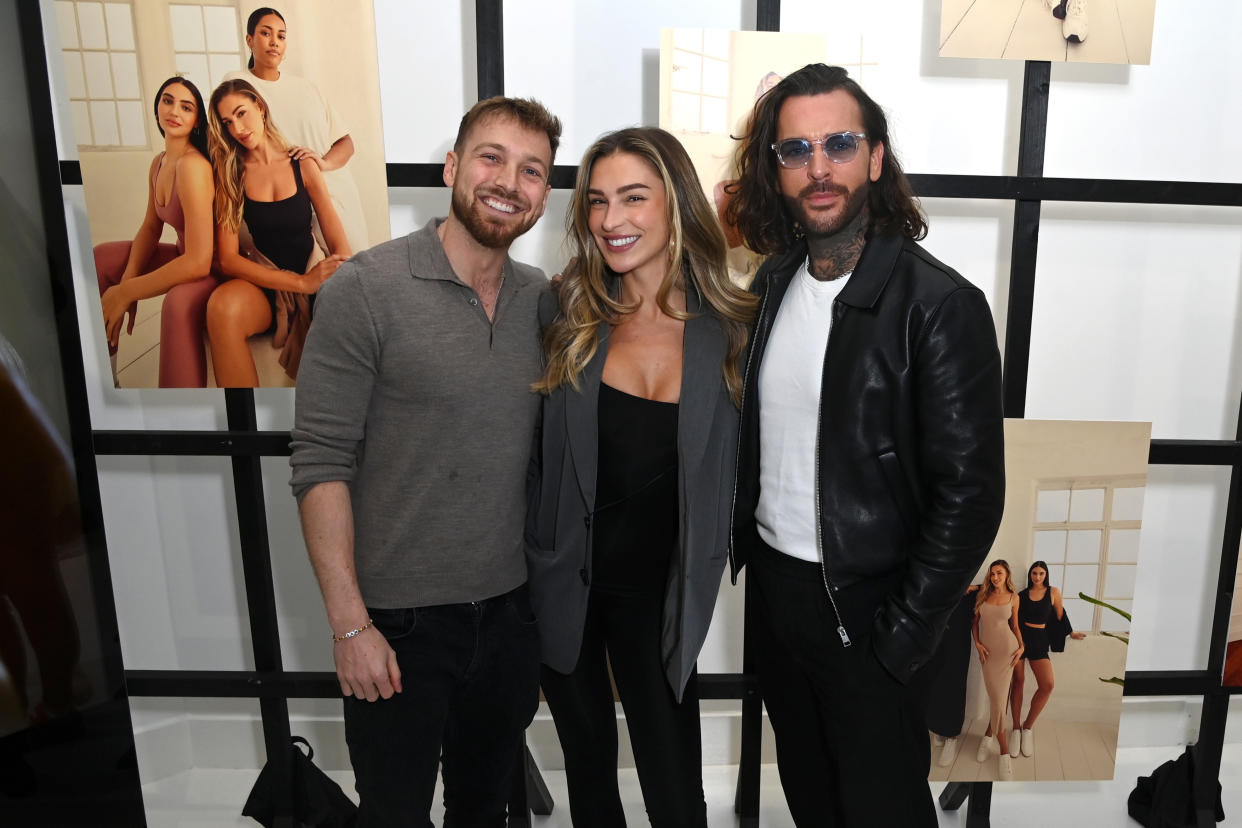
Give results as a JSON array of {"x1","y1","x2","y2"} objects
[
  {"x1": 783, "y1": 178, "x2": 870, "y2": 240},
  {"x1": 450, "y1": 184, "x2": 536, "y2": 250}
]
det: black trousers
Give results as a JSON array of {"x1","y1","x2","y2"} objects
[
  {"x1": 343, "y1": 584, "x2": 541, "y2": 828},
  {"x1": 539, "y1": 587, "x2": 708, "y2": 828},
  {"x1": 749, "y1": 543, "x2": 937, "y2": 828}
]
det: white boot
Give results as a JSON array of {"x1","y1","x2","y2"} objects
[
  {"x1": 938, "y1": 736, "x2": 960, "y2": 767},
  {"x1": 1021, "y1": 728, "x2": 1035, "y2": 757},
  {"x1": 999, "y1": 754, "x2": 1014, "y2": 780},
  {"x1": 1063, "y1": 0, "x2": 1088, "y2": 42},
  {"x1": 1009, "y1": 729, "x2": 1021, "y2": 758},
  {"x1": 976, "y1": 734, "x2": 995, "y2": 762}
]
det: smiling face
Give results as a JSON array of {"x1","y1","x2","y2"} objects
[
  {"x1": 989, "y1": 564, "x2": 1010, "y2": 590},
  {"x1": 775, "y1": 90, "x2": 882, "y2": 241},
  {"x1": 215, "y1": 92, "x2": 266, "y2": 152},
  {"x1": 246, "y1": 13, "x2": 286, "y2": 74},
  {"x1": 157, "y1": 81, "x2": 198, "y2": 139},
  {"x1": 586, "y1": 152, "x2": 672, "y2": 284},
  {"x1": 443, "y1": 114, "x2": 552, "y2": 249}
]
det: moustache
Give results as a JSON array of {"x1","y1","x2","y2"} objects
[{"x1": 798, "y1": 182, "x2": 849, "y2": 199}]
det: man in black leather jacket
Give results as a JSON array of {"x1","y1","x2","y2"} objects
[{"x1": 724, "y1": 64, "x2": 1006, "y2": 826}]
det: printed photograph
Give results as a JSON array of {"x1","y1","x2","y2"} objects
[
  {"x1": 52, "y1": 1, "x2": 389, "y2": 388},
  {"x1": 659, "y1": 29, "x2": 828, "y2": 287},
  {"x1": 929, "y1": 419, "x2": 1151, "y2": 782},
  {"x1": 939, "y1": 0, "x2": 1158, "y2": 64}
]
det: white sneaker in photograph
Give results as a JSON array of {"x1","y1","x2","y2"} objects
[
  {"x1": 938, "y1": 736, "x2": 959, "y2": 768},
  {"x1": 1063, "y1": 0, "x2": 1088, "y2": 42},
  {"x1": 1021, "y1": 728, "x2": 1035, "y2": 757},
  {"x1": 976, "y1": 734, "x2": 995, "y2": 762},
  {"x1": 1009, "y1": 728, "x2": 1021, "y2": 758},
  {"x1": 999, "y1": 754, "x2": 1014, "y2": 781}
]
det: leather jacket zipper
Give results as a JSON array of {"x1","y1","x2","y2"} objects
[{"x1": 815, "y1": 301, "x2": 851, "y2": 647}]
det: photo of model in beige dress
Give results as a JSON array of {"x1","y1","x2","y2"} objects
[{"x1": 928, "y1": 419, "x2": 1150, "y2": 783}]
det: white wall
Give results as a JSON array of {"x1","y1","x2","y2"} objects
[{"x1": 35, "y1": 0, "x2": 1242, "y2": 779}]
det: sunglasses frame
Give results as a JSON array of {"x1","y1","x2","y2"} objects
[{"x1": 771, "y1": 132, "x2": 869, "y2": 169}]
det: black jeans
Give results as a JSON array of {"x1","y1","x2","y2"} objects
[
  {"x1": 343, "y1": 583, "x2": 540, "y2": 828},
  {"x1": 539, "y1": 587, "x2": 707, "y2": 828},
  {"x1": 749, "y1": 543, "x2": 936, "y2": 828}
]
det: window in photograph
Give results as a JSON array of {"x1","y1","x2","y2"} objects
[
  {"x1": 56, "y1": 0, "x2": 145, "y2": 148},
  {"x1": 1031, "y1": 479, "x2": 1145, "y2": 634},
  {"x1": 169, "y1": 3, "x2": 243, "y2": 98},
  {"x1": 669, "y1": 29, "x2": 730, "y2": 134}
]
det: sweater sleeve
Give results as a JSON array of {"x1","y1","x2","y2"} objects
[{"x1": 289, "y1": 262, "x2": 381, "y2": 502}]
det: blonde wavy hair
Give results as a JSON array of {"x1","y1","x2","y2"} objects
[
  {"x1": 975, "y1": 559, "x2": 1017, "y2": 613},
  {"x1": 207, "y1": 78, "x2": 293, "y2": 233},
  {"x1": 534, "y1": 127, "x2": 757, "y2": 406}
]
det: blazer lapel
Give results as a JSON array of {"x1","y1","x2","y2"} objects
[
  {"x1": 678, "y1": 302, "x2": 724, "y2": 482},
  {"x1": 565, "y1": 321, "x2": 610, "y2": 510}
]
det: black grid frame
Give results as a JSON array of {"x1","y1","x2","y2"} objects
[{"x1": 21, "y1": 0, "x2": 1241, "y2": 825}]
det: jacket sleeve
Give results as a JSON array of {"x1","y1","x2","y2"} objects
[
  {"x1": 289, "y1": 263, "x2": 381, "y2": 502},
  {"x1": 873, "y1": 286, "x2": 1006, "y2": 683}
]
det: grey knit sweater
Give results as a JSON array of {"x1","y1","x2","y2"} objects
[{"x1": 290, "y1": 220, "x2": 546, "y2": 607}]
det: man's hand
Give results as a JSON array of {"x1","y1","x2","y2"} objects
[{"x1": 333, "y1": 626, "x2": 402, "y2": 702}]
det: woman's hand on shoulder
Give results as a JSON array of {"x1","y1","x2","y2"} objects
[{"x1": 289, "y1": 145, "x2": 324, "y2": 169}]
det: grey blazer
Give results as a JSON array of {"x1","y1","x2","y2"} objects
[{"x1": 526, "y1": 286, "x2": 739, "y2": 702}]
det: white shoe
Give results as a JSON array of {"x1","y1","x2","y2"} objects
[
  {"x1": 1021, "y1": 728, "x2": 1035, "y2": 757},
  {"x1": 1063, "y1": 0, "x2": 1088, "y2": 42},
  {"x1": 932, "y1": 733, "x2": 945, "y2": 747},
  {"x1": 1009, "y1": 729, "x2": 1021, "y2": 758},
  {"x1": 976, "y1": 735, "x2": 995, "y2": 762},
  {"x1": 999, "y1": 754, "x2": 1014, "y2": 780},
  {"x1": 937, "y1": 736, "x2": 959, "y2": 767}
]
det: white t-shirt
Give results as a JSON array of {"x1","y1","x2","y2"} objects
[
  {"x1": 224, "y1": 70, "x2": 371, "y2": 252},
  {"x1": 755, "y1": 260, "x2": 852, "y2": 562}
]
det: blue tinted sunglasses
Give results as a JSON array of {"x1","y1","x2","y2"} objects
[{"x1": 771, "y1": 132, "x2": 868, "y2": 168}]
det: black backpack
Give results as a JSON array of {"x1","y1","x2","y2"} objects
[{"x1": 1127, "y1": 744, "x2": 1224, "y2": 828}]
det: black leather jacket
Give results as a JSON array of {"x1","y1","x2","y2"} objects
[{"x1": 730, "y1": 232, "x2": 1006, "y2": 684}]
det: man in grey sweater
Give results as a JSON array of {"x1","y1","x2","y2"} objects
[{"x1": 290, "y1": 96, "x2": 561, "y2": 827}]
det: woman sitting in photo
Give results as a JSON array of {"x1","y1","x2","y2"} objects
[
  {"x1": 93, "y1": 76, "x2": 217, "y2": 387},
  {"x1": 206, "y1": 78, "x2": 349, "y2": 387}
]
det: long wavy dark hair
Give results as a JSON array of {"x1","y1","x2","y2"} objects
[
  {"x1": 725, "y1": 63, "x2": 927, "y2": 255},
  {"x1": 533, "y1": 127, "x2": 757, "y2": 406},
  {"x1": 153, "y1": 76, "x2": 208, "y2": 159}
]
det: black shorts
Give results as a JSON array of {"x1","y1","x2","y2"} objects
[{"x1": 1022, "y1": 624, "x2": 1050, "y2": 660}]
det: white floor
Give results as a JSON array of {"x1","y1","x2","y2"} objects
[{"x1": 140, "y1": 744, "x2": 1242, "y2": 827}]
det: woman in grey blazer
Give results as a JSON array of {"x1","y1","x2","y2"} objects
[{"x1": 528, "y1": 127, "x2": 756, "y2": 827}]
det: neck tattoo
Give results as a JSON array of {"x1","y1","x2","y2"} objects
[{"x1": 805, "y1": 207, "x2": 869, "y2": 282}]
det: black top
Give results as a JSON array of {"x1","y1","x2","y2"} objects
[
  {"x1": 591, "y1": 382, "x2": 679, "y2": 592},
  {"x1": 1019, "y1": 587, "x2": 1054, "y2": 626},
  {"x1": 244, "y1": 159, "x2": 313, "y2": 273}
]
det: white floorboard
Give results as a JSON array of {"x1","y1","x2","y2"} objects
[{"x1": 139, "y1": 744, "x2": 1242, "y2": 827}]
